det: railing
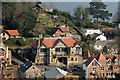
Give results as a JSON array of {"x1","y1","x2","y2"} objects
[
  {"x1": 0, "y1": 42, "x2": 7, "y2": 51},
  {"x1": 53, "y1": 52, "x2": 69, "y2": 57}
]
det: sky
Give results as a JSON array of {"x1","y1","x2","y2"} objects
[{"x1": 43, "y1": 2, "x2": 118, "y2": 22}]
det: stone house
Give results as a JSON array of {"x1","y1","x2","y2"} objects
[
  {"x1": 31, "y1": 35, "x2": 83, "y2": 67},
  {"x1": 83, "y1": 52, "x2": 120, "y2": 79},
  {"x1": 52, "y1": 25, "x2": 73, "y2": 37},
  {"x1": 18, "y1": 62, "x2": 42, "y2": 78},
  {"x1": 90, "y1": 40, "x2": 116, "y2": 52},
  {"x1": 0, "y1": 38, "x2": 11, "y2": 69},
  {"x1": 2, "y1": 30, "x2": 20, "y2": 40}
]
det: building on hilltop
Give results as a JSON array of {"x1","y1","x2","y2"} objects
[{"x1": 2, "y1": 30, "x2": 20, "y2": 40}]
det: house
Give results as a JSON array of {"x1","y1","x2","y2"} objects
[
  {"x1": 0, "y1": 36, "x2": 11, "y2": 69},
  {"x1": 96, "y1": 34, "x2": 107, "y2": 40},
  {"x1": 81, "y1": 29, "x2": 102, "y2": 36},
  {"x1": 52, "y1": 25, "x2": 81, "y2": 41},
  {"x1": 52, "y1": 25, "x2": 73, "y2": 37},
  {"x1": 18, "y1": 62, "x2": 42, "y2": 78},
  {"x1": 2, "y1": 30, "x2": 19, "y2": 40},
  {"x1": 87, "y1": 34, "x2": 107, "y2": 40},
  {"x1": 44, "y1": 67, "x2": 68, "y2": 80},
  {"x1": 103, "y1": 42, "x2": 118, "y2": 55},
  {"x1": 102, "y1": 28, "x2": 114, "y2": 32},
  {"x1": 31, "y1": 35, "x2": 83, "y2": 67},
  {"x1": 35, "y1": 4, "x2": 53, "y2": 12},
  {"x1": 83, "y1": 52, "x2": 120, "y2": 79},
  {"x1": 90, "y1": 40, "x2": 116, "y2": 51}
]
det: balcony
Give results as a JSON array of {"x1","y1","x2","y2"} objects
[
  {"x1": 54, "y1": 51, "x2": 69, "y2": 57},
  {"x1": 39, "y1": 52, "x2": 46, "y2": 56}
]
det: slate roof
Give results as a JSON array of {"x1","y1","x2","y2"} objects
[
  {"x1": 94, "y1": 40, "x2": 115, "y2": 45},
  {"x1": 18, "y1": 62, "x2": 32, "y2": 73},
  {"x1": 31, "y1": 37, "x2": 77, "y2": 49},
  {"x1": 5, "y1": 30, "x2": 19, "y2": 36},
  {"x1": 44, "y1": 67, "x2": 68, "y2": 79},
  {"x1": 37, "y1": 4, "x2": 51, "y2": 10}
]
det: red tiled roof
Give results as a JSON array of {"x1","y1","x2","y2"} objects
[
  {"x1": 0, "y1": 57, "x2": 8, "y2": 62},
  {"x1": 5, "y1": 30, "x2": 19, "y2": 36},
  {"x1": 97, "y1": 53, "x2": 107, "y2": 63},
  {"x1": 32, "y1": 37, "x2": 77, "y2": 49},
  {"x1": 59, "y1": 26, "x2": 69, "y2": 32},
  {"x1": 102, "y1": 28, "x2": 114, "y2": 32}
]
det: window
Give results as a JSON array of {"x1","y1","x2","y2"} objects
[
  {"x1": 51, "y1": 58, "x2": 53, "y2": 62},
  {"x1": 107, "y1": 73, "x2": 112, "y2": 77},
  {"x1": 41, "y1": 49, "x2": 47, "y2": 52},
  {"x1": 3, "y1": 33, "x2": 5, "y2": 36},
  {"x1": 75, "y1": 57, "x2": 77, "y2": 61},
  {"x1": 92, "y1": 68, "x2": 96, "y2": 72},
  {"x1": 41, "y1": 58, "x2": 44, "y2": 62},
  {"x1": 55, "y1": 48, "x2": 60, "y2": 52},
  {"x1": 71, "y1": 57, "x2": 73, "y2": 61},
  {"x1": 101, "y1": 67, "x2": 104, "y2": 71},
  {"x1": 107, "y1": 61, "x2": 110, "y2": 65},
  {"x1": 115, "y1": 61, "x2": 119, "y2": 64},
  {"x1": 37, "y1": 60, "x2": 39, "y2": 62},
  {"x1": 92, "y1": 62, "x2": 97, "y2": 66},
  {"x1": 51, "y1": 52, "x2": 53, "y2": 54},
  {"x1": 62, "y1": 48, "x2": 67, "y2": 51},
  {"x1": 33, "y1": 67, "x2": 34, "y2": 69}
]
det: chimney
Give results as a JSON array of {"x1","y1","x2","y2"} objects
[{"x1": 37, "y1": 34, "x2": 43, "y2": 49}]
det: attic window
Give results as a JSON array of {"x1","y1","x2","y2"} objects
[
  {"x1": 107, "y1": 61, "x2": 110, "y2": 65},
  {"x1": 92, "y1": 62, "x2": 97, "y2": 66}
]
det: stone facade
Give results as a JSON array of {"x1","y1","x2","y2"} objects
[{"x1": 32, "y1": 36, "x2": 83, "y2": 67}]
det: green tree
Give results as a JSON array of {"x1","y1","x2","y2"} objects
[
  {"x1": 2, "y1": 2, "x2": 37, "y2": 37},
  {"x1": 82, "y1": 8, "x2": 90, "y2": 21},
  {"x1": 89, "y1": 1, "x2": 112, "y2": 22}
]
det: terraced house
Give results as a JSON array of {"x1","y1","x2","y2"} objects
[
  {"x1": 31, "y1": 35, "x2": 82, "y2": 67},
  {"x1": 83, "y1": 52, "x2": 120, "y2": 79}
]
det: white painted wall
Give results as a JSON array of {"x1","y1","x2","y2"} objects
[
  {"x1": 96, "y1": 35, "x2": 107, "y2": 40},
  {"x1": 81, "y1": 29, "x2": 101, "y2": 36}
]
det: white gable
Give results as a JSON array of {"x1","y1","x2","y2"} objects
[
  {"x1": 40, "y1": 44, "x2": 46, "y2": 48},
  {"x1": 96, "y1": 35, "x2": 107, "y2": 40},
  {"x1": 75, "y1": 44, "x2": 80, "y2": 47},
  {"x1": 88, "y1": 58, "x2": 101, "y2": 67},
  {"x1": 54, "y1": 40, "x2": 67, "y2": 48}
]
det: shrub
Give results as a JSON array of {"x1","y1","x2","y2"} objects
[{"x1": 16, "y1": 38, "x2": 26, "y2": 46}]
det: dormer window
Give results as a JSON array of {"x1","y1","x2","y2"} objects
[
  {"x1": 107, "y1": 61, "x2": 110, "y2": 65},
  {"x1": 92, "y1": 62, "x2": 97, "y2": 66}
]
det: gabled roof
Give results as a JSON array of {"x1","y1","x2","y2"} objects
[
  {"x1": 59, "y1": 26, "x2": 69, "y2": 32},
  {"x1": 31, "y1": 37, "x2": 77, "y2": 49},
  {"x1": 96, "y1": 53, "x2": 107, "y2": 63},
  {"x1": 5, "y1": 30, "x2": 19, "y2": 36},
  {"x1": 83, "y1": 51, "x2": 91, "y2": 59},
  {"x1": 84, "y1": 57, "x2": 101, "y2": 67},
  {"x1": 18, "y1": 62, "x2": 32, "y2": 73},
  {"x1": 0, "y1": 56, "x2": 8, "y2": 62},
  {"x1": 45, "y1": 67, "x2": 68, "y2": 79}
]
